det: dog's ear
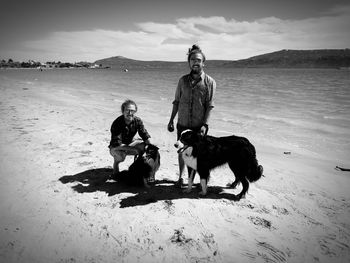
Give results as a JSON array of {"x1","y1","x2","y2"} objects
[
  {"x1": 150, "y1": 144, "x2": 159, "y2": 150},
  {"x1": 146, "y1": 144, "x2": 159, "y2": 152}
]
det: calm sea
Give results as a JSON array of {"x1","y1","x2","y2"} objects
[{"x1": 1, "y1": 67, "x2": 349, "y2": 164}]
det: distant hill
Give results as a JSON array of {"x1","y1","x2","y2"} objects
[
  {"x1": 223, "y1": 49, "x2": 350, "y2": 68},
  {"x1": 95, "y1": 56, "x2": 184, "y2": 69},
  {"x1": 94, "y1": 56, "x2": 229, "y2": 69},
  {"x1": 95, "y1": 49, "x2": 350, "y2": 69}
]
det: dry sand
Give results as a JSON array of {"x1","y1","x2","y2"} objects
[{"x1": 1, "y1": 77, "x2": 349, "y2": 263}]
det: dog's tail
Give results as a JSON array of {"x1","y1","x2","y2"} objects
[
  {"x1": 246, "y1": 145, "x2": 264, "y2": 182},
  {"x1": 247, "y1": 161, "x2": 264, "y2": 182}
]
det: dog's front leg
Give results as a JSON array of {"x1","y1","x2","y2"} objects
[
  {"x1": 198, "y1": 170, "x2": 209, "y2": 195},
  {"x1": 183, "y1": 168, "x2": 195, "y2": 193},
  {"x1": 199, "y1": 179, "x2": 207, "y2": 195},
  {"x1": 143, "y1": 178, "x2": 151, "y2": 189}
]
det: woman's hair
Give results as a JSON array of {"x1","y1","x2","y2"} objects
[
  {"x1": 187, "y1": 44, "x2": 206, "y2": 62},
  {"x1": 121, "y1": 99, "x2": 138, "y2": 113}
]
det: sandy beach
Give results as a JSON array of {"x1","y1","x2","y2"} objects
[{"x1": 1, "y1": 72, "x2": 350, "y2": 263}]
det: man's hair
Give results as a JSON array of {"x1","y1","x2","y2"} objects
[
  {"x1": 121, "y1": 99, "x2": 138, "y2": 113},
  {"x1": 187, "y1": 44, "x2": 206, "y2": 62}
]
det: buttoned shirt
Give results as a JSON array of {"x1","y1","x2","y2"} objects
[
  {"x1": 173, "y1": 72, "x2": 216, "y2": 129},
  {"x1": 109, "y1": 115, "x2": 150, "y2": 148}
]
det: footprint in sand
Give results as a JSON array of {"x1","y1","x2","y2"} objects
[
  {"x1": 77, "y1": 161, "x2": 93, "y2": 166},
  {"x1": 78, "y1": 150, "x2": 92, "y2": 157},
  {"x1": 272, "y1": 205, "x2": 289, "y2": 215},
  {"x1": 257, "y1": 241, "x2": 287, "y2": 262},
  {"x1": 170, "y1": 228, "x2": 193, "y2": 244},
  {"x1": 318, "y1": 234, "x2": 350, "y2": 257},
  {"x1": 202, "y1": 232, "x2": 217, "y2": 250},
  {"x1": 163, "y1": 200, "x2": 174, "y2": 214},
  {"x1": 248, "y1": 216, "x2": 274, "y2": 230}
]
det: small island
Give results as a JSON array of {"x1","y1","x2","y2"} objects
[{"x1": 0, "y1": 59, "x2": 105, "y2": 69}]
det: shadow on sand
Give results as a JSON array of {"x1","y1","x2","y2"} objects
[{"x1": 59, "y1": 168, "x2": 240, "y2": 208}]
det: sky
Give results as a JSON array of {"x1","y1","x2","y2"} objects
[{"x1": 1, "y1": 0, "x2": 350, "y2": 62}]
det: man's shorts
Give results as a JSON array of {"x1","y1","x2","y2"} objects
[
  {"x1": 109, "y1": 147, "x2": 128, "y2": 162},
  {"x1": 109, "y1": 140, "x2": 145, "y2": 162}
]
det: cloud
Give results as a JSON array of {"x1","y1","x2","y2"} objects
[
  {"x1": 18, "y1": 5, "x2": 350, "y2": 62},
  {"x1": 137, "y1": 22, "x2": 192, "y2": 39}
]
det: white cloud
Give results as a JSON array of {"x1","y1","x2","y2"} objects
[
  {"x1": 19, "y1": 5, "x2": 350, "y2": 62},
  {"x1": 137, "y1": 22, "x2": 192, "y2": 39}
]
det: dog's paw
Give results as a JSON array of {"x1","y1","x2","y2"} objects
[
  {"x1": 226, "y1": 181, "x2": 240, "y2": 189},
  {"x1": 183, "y1": 188, "x2": 192, "y2": 193},
  {"x1": 143, "y1": 181, "x2": 151, "y2": 189},
  {"x1": 234, "y1": 194, "x2": 246, "y2": 201},
  {"x1": 174, "y1": 178, "x2": 183, "y2": 188}
]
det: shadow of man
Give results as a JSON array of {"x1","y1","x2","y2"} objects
[{"x1": 59, "y1": 168, "x2": 240, "y2": 208}]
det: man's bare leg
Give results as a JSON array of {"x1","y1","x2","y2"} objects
[
  {"x1": 175, "y1": 154, "x2": 185, "y2": 187},
  {"x1": 113, "y1": 160, "x2": 120, "y2": 174}
]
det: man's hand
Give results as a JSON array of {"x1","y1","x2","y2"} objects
[
  {"x1": 167, "y1": 121, "x2": 174, "y2": 132},
  {"x1": 200, "y1": 124, "x2": 208, "y2": 135}
]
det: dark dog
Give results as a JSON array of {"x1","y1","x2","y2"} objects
[
  {"x1": 113, "y1": 144, "x2": 160, "y2": 188},
  {"x1": 176, "y1": 130, "x2": 263, "y2": 200}
]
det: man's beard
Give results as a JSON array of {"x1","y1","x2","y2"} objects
[{"x1": 190, "y1": 67, "x2": 202, "y2": 75}]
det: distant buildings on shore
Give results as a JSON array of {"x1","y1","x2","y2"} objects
[{"x1": 0, "y1": 59, "x2": 108, "y2": 69}]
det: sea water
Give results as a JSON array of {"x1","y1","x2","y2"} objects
[{"x1": 1, "y1": 67, "x2": 349, "y2": 165}]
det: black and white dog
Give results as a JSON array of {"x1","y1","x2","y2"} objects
[
  {"x1": 175, "y1": 130, "x2": 263, "y2": 200},
  {"x1": 114, "y1": 144, "x2": 160, "y2": 188}
]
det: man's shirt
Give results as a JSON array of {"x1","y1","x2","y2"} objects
[
  {"x1": 109, "y1": 115, "x2": 150, "y2": 148},
  {"x1": 173, "y1": 71, "x2": 216, "y2": 128}
]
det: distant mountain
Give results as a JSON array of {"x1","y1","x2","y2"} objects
[
  {"x1": 94, "y1": 56, "x2": 230, "y2": 69},
  {"x1": 94, "y1": 56, "x2": 187, "y2": 70},
  {"x1": 223, "y1": 49, "x2": 350, "y2": 68},
  {"x1": 95, "y1": 49, "x2": 350, "y2": 69}
]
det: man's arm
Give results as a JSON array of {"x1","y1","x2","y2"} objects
[
  {"x1": 109, "y1": 118, "x2": 123, "y2": 148},
  {"x1": 168, "y1": 78, "x2": 182, "y2": 132},
  {"x1": 136, "y1": 118, "x2": 151, "y2": 143},
  {"x1": 202, "y1": 106, "x2": 213, "y2": 125},
  {"x1": 200, "y1": 106, "x2": 213, "y2": 135},
  {"x1": 167, "y1": 103, "x2": 178, "y2": 132},
  {"x1": 201, "y1": 78, "x2": 216, "y2": 134}
]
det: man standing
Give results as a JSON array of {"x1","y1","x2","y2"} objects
[{"x1": 167, "y1": 44, "x2": 216, "y2": 187}]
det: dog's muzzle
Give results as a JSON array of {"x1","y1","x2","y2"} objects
[{"x1": 174, "y1": 140, "x2": 188, "y2": 154}]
